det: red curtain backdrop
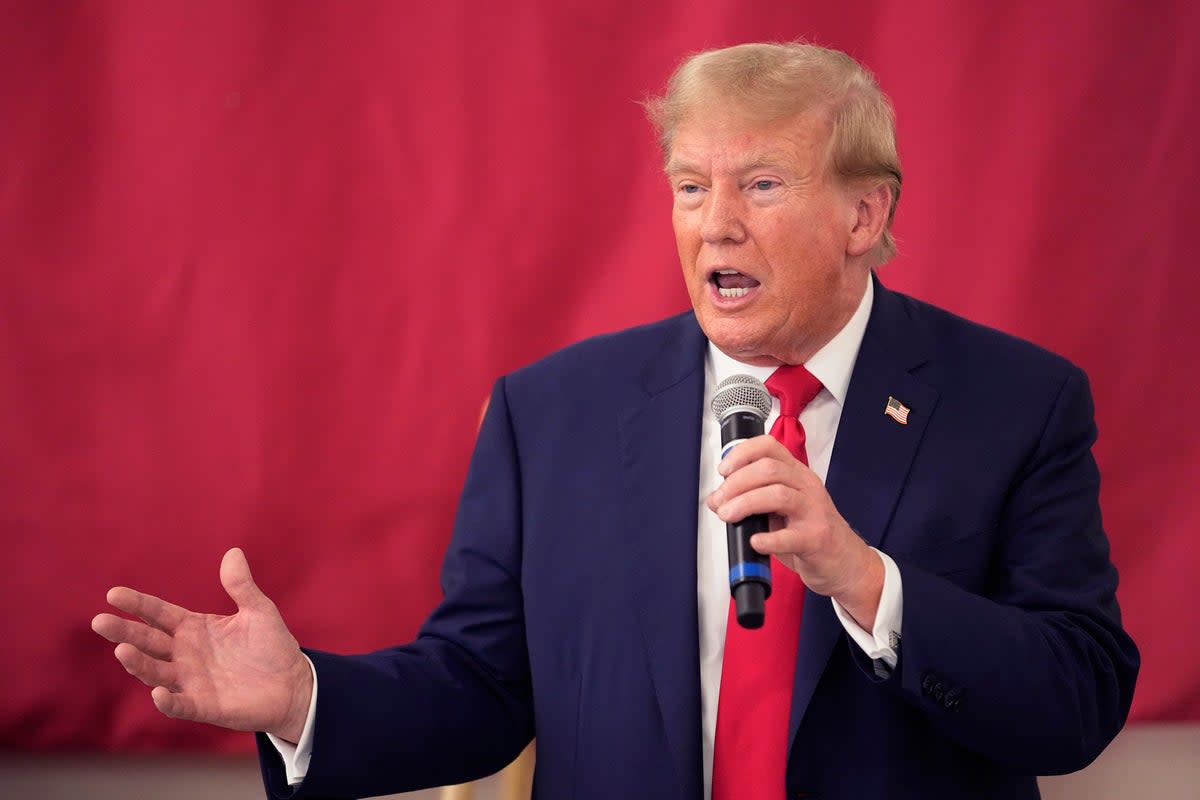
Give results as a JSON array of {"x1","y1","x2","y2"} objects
[{"x1": 2, "y1": 1, "x2": 1197, "y2": 752}]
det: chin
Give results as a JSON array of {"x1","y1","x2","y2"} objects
[{"x1": 702, "y1": 324, "x2": 772, "y2": 364}]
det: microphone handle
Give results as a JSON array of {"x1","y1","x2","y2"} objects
[
  {"x1": 719, "y1": 410, "x2": 772, "y2": 629},
  {"x1": 727, "y1": 515, "x2": 771, "y2": 629}
]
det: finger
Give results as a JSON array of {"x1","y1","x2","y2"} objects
[
  {"x1": 717, "y1": 434, "x2": 790, "y2": 475},
  {"x1": 106, "y1": 586, "x2": 189, "y2": 634},
  {"x1": 749, "y1": 527, "x2": 813, "y2": 557},
  {"x1": 220, "y1": 547, "x2": 272, "y2": 613},
  {"x1": 713, "y1": 484, "x2": 801, "y2": 526},
  {"x1": 92, "y1": 613, "x2": 174, "y2": 659},
  {"x1": 709, "y1": 456, "x2": 802, "y2": 511},
  {"x1": 151, "y1": 685, "x2": 201, "y2": 722},
  {"x1": 113, "y1": 643, "x2": 177, "y2": 690}
]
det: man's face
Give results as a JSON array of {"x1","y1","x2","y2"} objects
[{"x1": 667, "y1": 107, "x2": 870, "y2": 366}]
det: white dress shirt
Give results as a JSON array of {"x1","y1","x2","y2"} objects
[{"x1": 274, "y1": 279, "x2": 904, "y2": 793}]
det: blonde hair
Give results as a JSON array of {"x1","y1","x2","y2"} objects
[{"x1": 645, "y1": 42, "x2": 903, "y2": 262}]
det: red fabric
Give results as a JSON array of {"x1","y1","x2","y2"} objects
[
  {"x1": 712, "y1": 366, "x2": 822, "y2": 800},
  {"x1": 0, "y1": 2, "x2": 1197, "y2": 753},
  {"x1": 765, "y1": 367, "x2": 824, "y2": 464}
]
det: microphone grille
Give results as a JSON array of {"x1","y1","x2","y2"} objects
[{"x1": 711, "y1": 374, "x2": 772, "y2": 422}]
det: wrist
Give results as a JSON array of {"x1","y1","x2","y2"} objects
[
  {"x1": 271, "y1": 652, "x2": 314, "y2": 744},
  {"x1": 834, "y1": 548, "x2": 884, "y2": 631}
]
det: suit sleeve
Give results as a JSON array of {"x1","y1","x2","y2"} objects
[
  {"x1": 870, "y1": 367, "x2": 1139, "y2": 774},
  {"x1": 258, "y1": 376, "x2": 535, "y2": 799}
]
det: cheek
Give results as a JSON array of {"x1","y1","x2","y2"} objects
[
  {"x1": 672, "y1": 220, "x2": 702, "y2": 267},
  {"x1": 776, "y1": 221, "x2": 844, "y2": 275},
  {"x1": 672, "y1": 206, "x2": 694, "y2": 234}
]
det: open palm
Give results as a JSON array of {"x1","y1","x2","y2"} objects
[{"x1": 92, "y1": 547, "x2": 313, "y2": 742}]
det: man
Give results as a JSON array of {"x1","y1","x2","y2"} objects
[{"x1": 93, "y1": 42, "x2": 1138, "y2": 799}]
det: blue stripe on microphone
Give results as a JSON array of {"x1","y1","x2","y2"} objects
[
  {"x1": 720, "y1": 438, "x2": 749, "y2": 459},
  {"x1": 729, "y1": 563, "x2": 772, "y2": 584}
]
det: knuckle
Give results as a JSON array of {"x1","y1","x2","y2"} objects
[
  {"x1": 767, "y1": 484, "x2": 790, "y2": 506},
  {"x1": 759, "y1": 459, "x2": 782, "y2": 482}
]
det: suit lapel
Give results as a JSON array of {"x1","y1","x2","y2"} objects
[
  {"x1": 618, "y1": 313, "x2": 708, "y2": 799},
  {"x1": 788, "y1": 277, "x2": 940, "y2": 748}
]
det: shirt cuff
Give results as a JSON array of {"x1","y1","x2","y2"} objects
[
  {"x1": 831, "y1": 548, "x2": 902, "y2": 670},
  {"x1": 265, "y1": 653, "x2": 318, "y2": 786}
]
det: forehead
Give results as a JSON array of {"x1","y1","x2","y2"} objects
[{"x1": 665, "y1": 107, "x2": 833, "y2": 176}]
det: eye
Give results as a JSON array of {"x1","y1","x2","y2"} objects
[
  {"x1": 680, "y1": 183, "x2": 702, "y2": 194},
  {"x1": 752, "y1": 180, "x2": 779, "y2": 191}
]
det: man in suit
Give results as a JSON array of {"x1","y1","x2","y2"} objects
[{"x1": 93, "y1": 42, "x2": 1138, "y2": 799}]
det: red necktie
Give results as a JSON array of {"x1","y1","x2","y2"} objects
[{"x1": 711, "y1": 364, "x2": 823, "y2": 800}]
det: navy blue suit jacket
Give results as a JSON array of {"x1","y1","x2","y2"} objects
[{"x1": 260, "y1": 278, "x2": 1138, "y2": 799}]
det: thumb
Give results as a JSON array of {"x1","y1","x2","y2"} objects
[{"x1": 220, "y1": 547, "x2": 270, "y2": 612}]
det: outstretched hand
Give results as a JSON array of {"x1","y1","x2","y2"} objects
[{"x1": 91, "y1": 547, "x2": 313, "y2": 743}]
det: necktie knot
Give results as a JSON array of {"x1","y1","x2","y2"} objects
[{"x1": 765, "y1": 363, "x2": 822, "y2": 418}]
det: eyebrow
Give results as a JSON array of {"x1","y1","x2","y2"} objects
[
  {"x1": 663, "y1": 158, "x2": 700, "y2": 178},
  {"x1": 664, "y1": 154, "x2": 795, "y2": 178}
]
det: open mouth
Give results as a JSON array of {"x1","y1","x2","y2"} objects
[{"x1": 710, "y1": 268, "x2": 761, "y2": 298}]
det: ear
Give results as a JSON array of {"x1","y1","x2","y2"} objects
[{"x1": 845, "y1": 183, "x2": 891, "y2": 259}]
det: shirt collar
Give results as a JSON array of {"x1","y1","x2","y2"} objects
[{"x1": 706, "y1": 277, "x2": 874, "y2": 406}]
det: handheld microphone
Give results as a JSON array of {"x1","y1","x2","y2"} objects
[{"x1": 710, "y1": 374, "x2": 773, "y2": 629}]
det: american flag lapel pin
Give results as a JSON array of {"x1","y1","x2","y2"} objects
[{"x1": 884, "y1": 396, "x2": 910, "y2": 425}]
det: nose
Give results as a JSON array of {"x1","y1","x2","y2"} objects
[{"x1": 700, "y1": 184, "x2": 747, "y2": 244}]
